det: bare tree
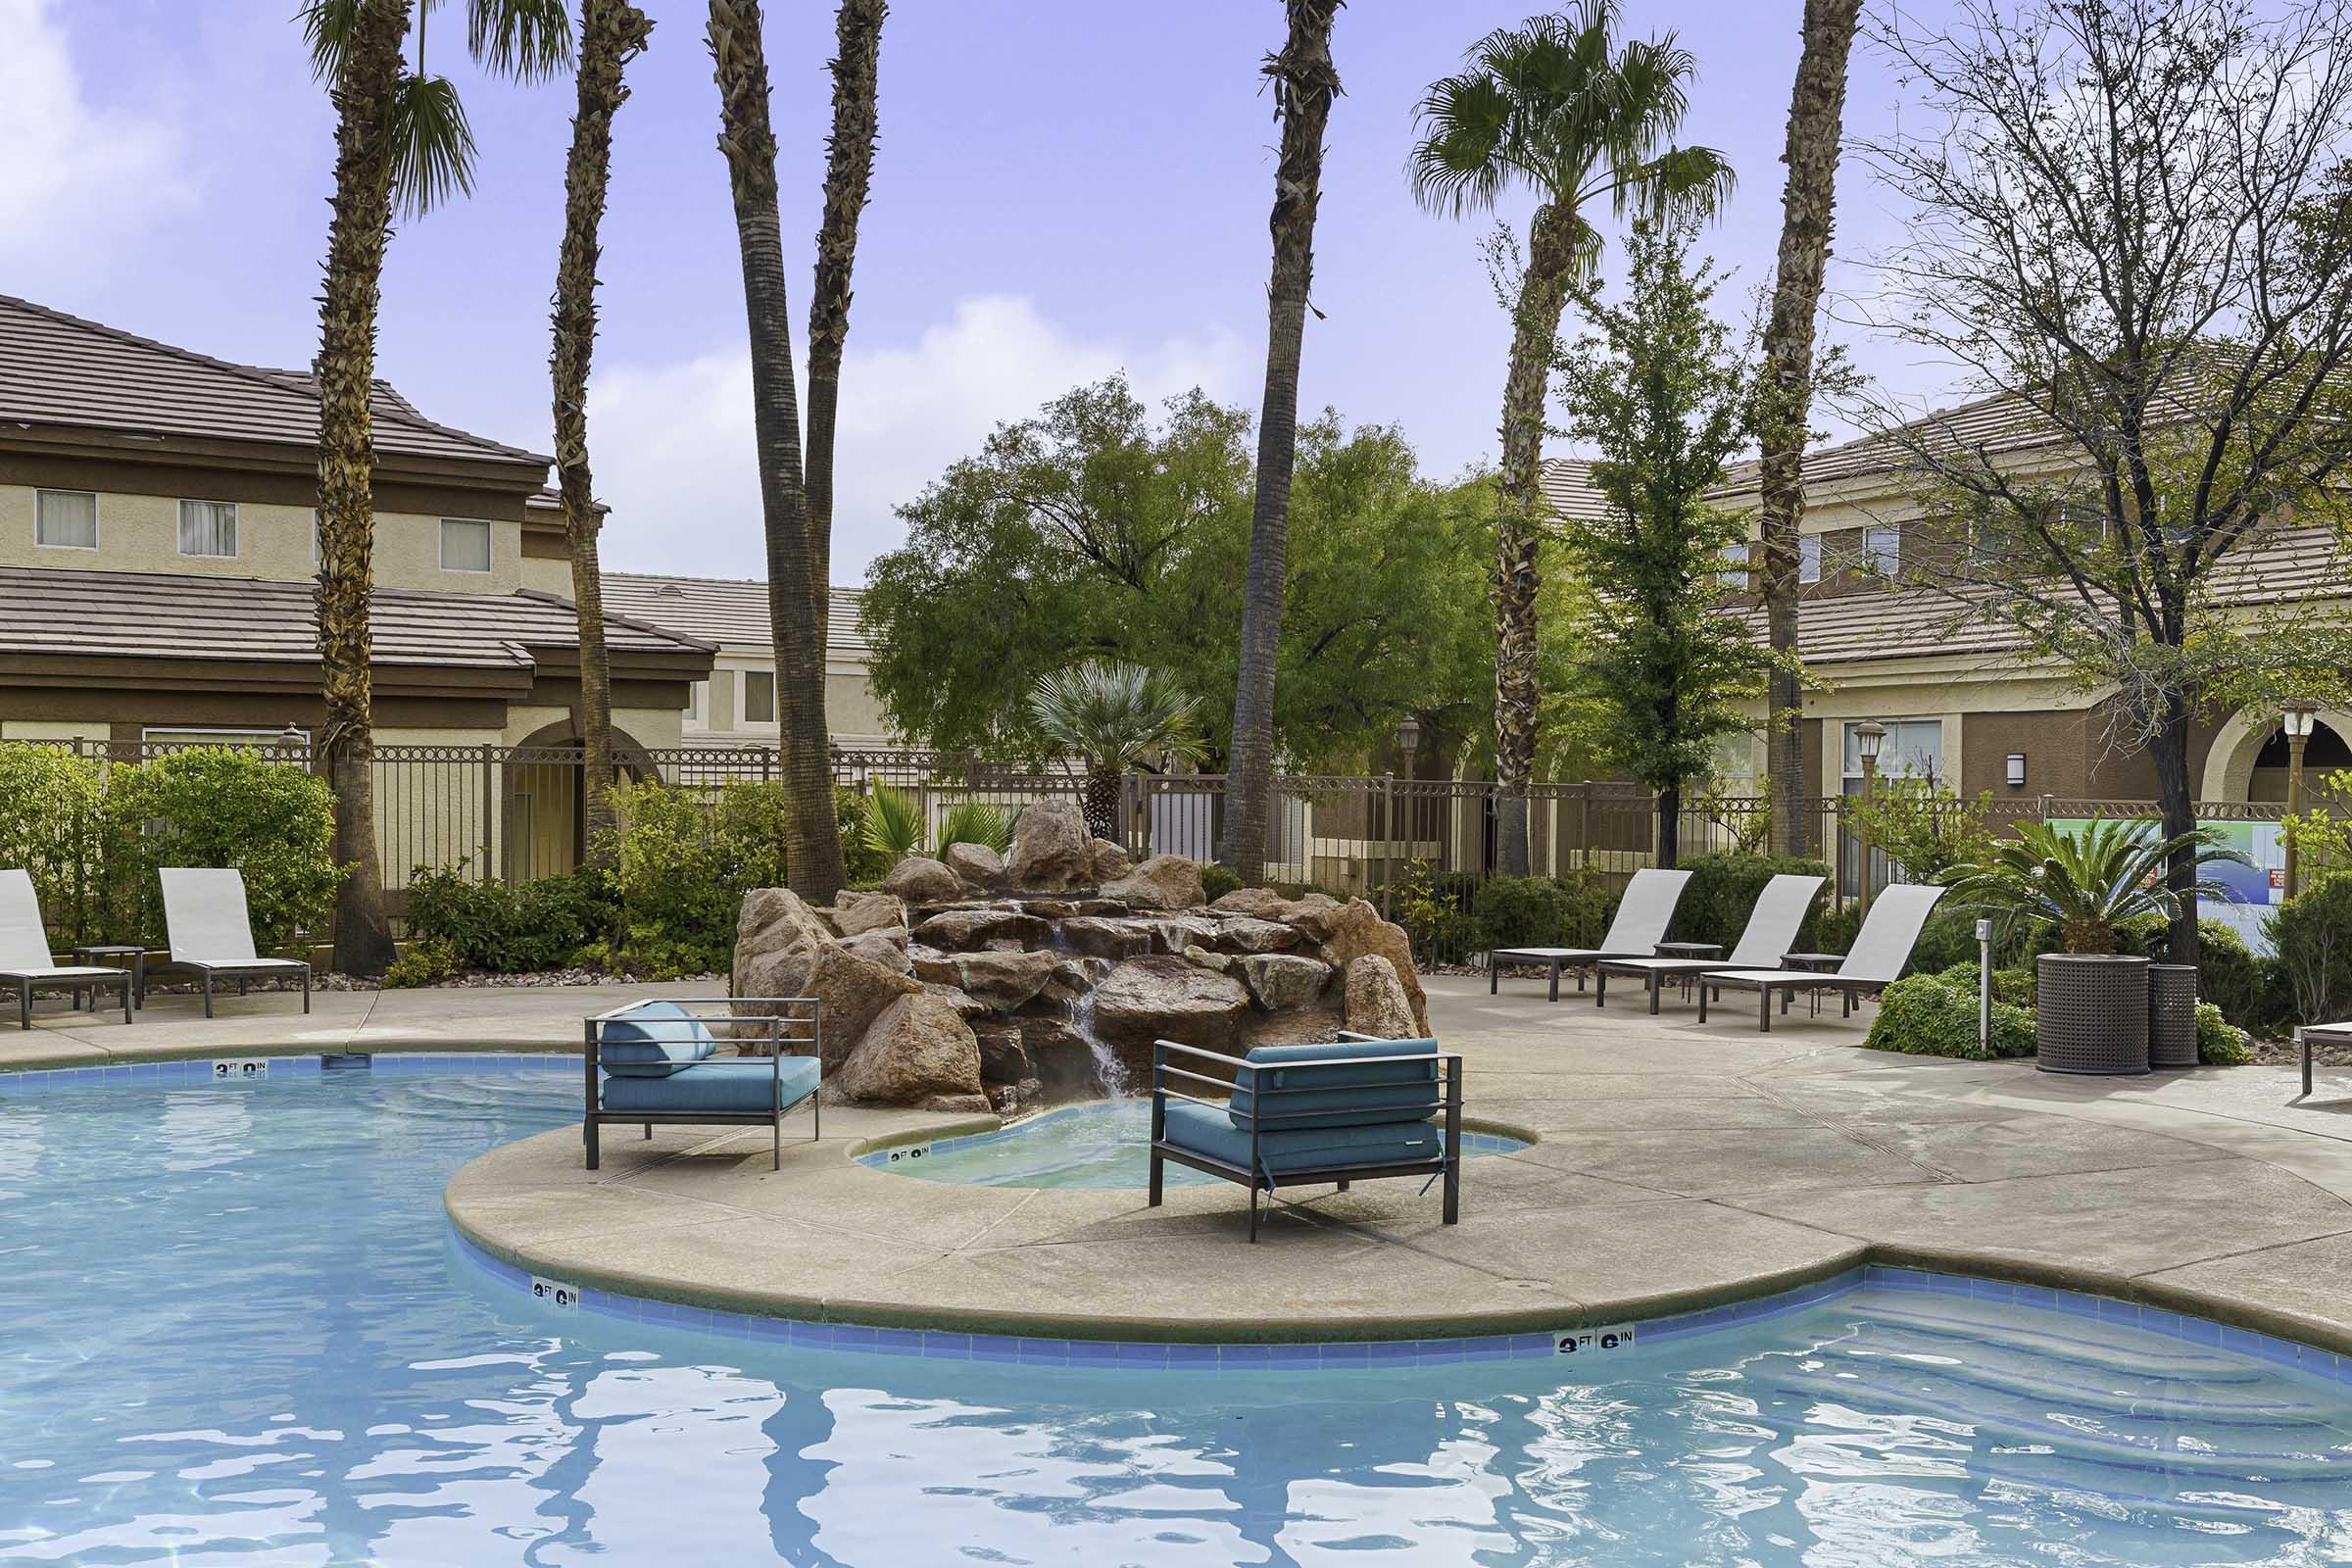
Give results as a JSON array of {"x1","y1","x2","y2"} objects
[{"x1": 1857, "y1": 0, "x2": 2352, "y2": 969}]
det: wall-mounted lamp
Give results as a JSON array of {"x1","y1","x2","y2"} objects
[{"x1": 2005, "y1": 753, "x2": 2027, "y2": 788}]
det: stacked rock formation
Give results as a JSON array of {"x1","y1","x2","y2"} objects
[{"x1": 729, "y1": 799, "x2": 1430, "y2": 1113}]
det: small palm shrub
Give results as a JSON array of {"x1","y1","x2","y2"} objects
[
  {"x1": 936, "y1": 799, "x2": 1013, "y2": 856},
  {"x1": 860, "y1": 782, "x2": 927, "y2": 862},
  {"x1": 1945, "y1": 816, "x2": 2246, "y2": 956},
  {"x1": 1029, "y1": 661, "x2": 1205, "y2": 840}
]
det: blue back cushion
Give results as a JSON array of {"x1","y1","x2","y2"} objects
[
  {"x1": 1228, "y1": 1039, "x2": 1440, "y2": 1132},
  {"x1": 600, "y1": 1001, "x2": 718, "y2": 1078}
]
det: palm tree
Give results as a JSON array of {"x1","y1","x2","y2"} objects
[
  {"x1": 1031, "y1": 662, "x2": 1207, "y2": 842},
  {"x1": 1220, "y1": 0, "x2": 1344, "y2": 889},
  {"x1": 1410, "y1": 4, "x2": 1731, "y2": 876},
  {"x1": 1946, "y1": 818, "x2": 2245, "y2": 956},
  {"x1": 550, "y1": 0, "x2": 655, "y2": 861},
  {"x1": 1757, "y1": 0, "x2": 1861, "y2": 858},
  {"x1": 303, "y1": 0, "x2": 571, "y2": 975},
  {"x1": 804, "y1": 0, "x2": 887, "y2": 651},
  {"x1": 706, "y1": 0, "x2": 852, "y2": 903}
]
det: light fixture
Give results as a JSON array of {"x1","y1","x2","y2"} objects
[
  {"x1": 2282, "y1": 705, "x2": 2318, "y2": 740},
  {"x1": 1396, "y1": 715, "x2": 1423, "y2": 756},
  {"x1": 274, "y1": 722, "x2": 307, "y2": 760},
  {"x1": 1854, "y1": 719, "x2": 1887, "y2": 765},
  {"x1": 2006, "y1": 752, "x2": 2027, "y2": 788}
]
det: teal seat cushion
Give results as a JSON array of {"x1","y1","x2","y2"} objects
[
  {"x1": 1228, "y1": 1039, "x2": 1440, "y2": 1133},
  {"x1": 600, "y1": 1001, "x2": 718, "y2": 1078},
  {"x1": 600, "y1": 1057, "x2": 819, "y2": 1114},
  {"x1": 1164, "y1": 1099, "x2": 1441, "y2": 1177}
]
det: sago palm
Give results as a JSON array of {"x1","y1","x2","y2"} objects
[
  {"x1": 1031, "y1": 662, "x2": 1207, "y2": 842},
  {"x1": 1945, "y1": 817, "x2": 2247, "y2": 956},
  {"x1": 1410, "y1": 3, "x2": 1731, "y2": 876},
  {"x1": 301, "y1": 0, "x2": 572, "y2": 975}
]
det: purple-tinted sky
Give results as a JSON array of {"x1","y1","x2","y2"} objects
[{"x1": 7, "y1": 0, "x2": 1952, "y2": 581}]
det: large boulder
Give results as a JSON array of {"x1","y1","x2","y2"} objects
[
  {"x1": 1058, "y1": 915, "x2": 1155, "y2": 960},
  {"x1": 1005, "y1": 799, "x2": 1094, "y2": 890},
  {"x1": 951, "y1": 949, "x2": 1062, "y2": 1011},
  {"x1": 912, "y1": 907, "x2": 1053, "y2": 951},
  {"x1": 1090, "y1": 955, "x2": 1250, "y2": 1051},
  {"x1": 1139, "y1": 912, "x2": 1223, "y2": 955},
  {"x1": 732, "y1": 887, "x2": 837, "y2": 1000},
  {"x1": 881, "y1": 856, "x2": 963, "y2": 904},
  {"x1": 943, "y1": 841, "x2": 1006, "y2": 889},
  {"x1": 839, "y1": 929, "x2": 913, "y2": 975},
  {"x1": 833, "y1": 993, "x2": 986, "y2": 1108},
  {"x1": 1210, "y1": 886, "x2": 1295, "y2": 920},
  {"x1": 1100, "y1": 854, "x2": 1204, "y2": 911},
  {"x1": 1296, "y1": 898, "x2": 1428, "y2": 1035},
  {"x1": 1087, "y1": 837, "x2": 1133, "y2": 883},
  {"x1": 828, "y1": 890, "x2": 905, "y2": 939},
  {"x1": 802, "y1": 944, "x2": 922, "y2": 1068},
  {"x1": 1236, "y1": 953, "x2": 1333, "y2": 1011},
  {"x1": 1211, "y1": 915, "x2": 1301, "y2": 954},
  {"x1": 1343, "y1": 954, "x2": 1418, "y2": 1039}
]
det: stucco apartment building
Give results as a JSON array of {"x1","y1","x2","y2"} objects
[{"x1": 0, "y1": 294, "x2": 716, "y2": 878}]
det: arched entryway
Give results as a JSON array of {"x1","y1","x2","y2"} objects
[
  {"x1": 506, "y1": 719, "x2": 661, "y2": 880},
  {"x1": 2202, "y1": 708, "x2": 2352, "y2": 806}
]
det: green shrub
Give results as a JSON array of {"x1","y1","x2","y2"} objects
[
  {"x1": 2268, "y1": 870, "x2": 2352, "y2": 1026},
  {"x1": 1934, "y1": 959, "x2": 2037, "y2": 1007},
  {"x1": 97, "y1": 748, "x2": 342, "y2": 951},
  {"x1": 382, "y1": 936, "x2": 462, "y2": 989},
  {"x1": 2195, "y1": 1001, "x2": 2252, "y2": 1065},
  {"x1": 1811, "y1": 904, "x2": 1861, "y2": 956},
  {"x1": 1395, "y1": 862, "x2": 1478, "y2": 964},
  {"x1": 2196, "y1": 919, "x2": 2292, "y2": 1033},
  {"x1": 0, "y1": 744, "x2": 104, "y2": 938},
  {"x1": 936, "y1": 799, "x2": 1013, "y2": 857},
  {"x1": 1470, "y1": 871, "x2": 1620, "y2": 954},
  {"x1": 1670, "y1": 853, "x2": 1835, "y2": 952},
  {"x1": 599, "y1": 779, "x2": 791, "y2": 977},
  {"x1": 838, "y1": 789, "x2": 890, "y2": 886},
  {"x1": 1865, "y1": 970, "x2": 2036, "y2": 1059},
  {"x1": 404, "y1": 861, "x2": 614, "y2": 974},
  {"x1": 1200, "y1": 862, "x2": 1242, "y2": 904}
]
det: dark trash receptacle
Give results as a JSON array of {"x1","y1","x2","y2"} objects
[
  {"x1": 2036, "y1": 954, "x2": 2151, "y2": 1075},
  {"x1": 2148, "y1": 963, "x2": 2198, "y2": 1069}
]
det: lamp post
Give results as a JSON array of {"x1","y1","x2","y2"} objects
[
  {"x1": 1854, "y1": 720, "x2": 1887, "y2": 917},
  {"x1": 1386, "y1": 716, "x2": 1423, "y2": 920},
  {"x1": 2283, "y1": 705, "x2": 2317, "y2": 900}
]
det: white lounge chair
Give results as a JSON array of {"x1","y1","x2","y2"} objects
[
  {"x1": 1, "y1": 869, "x2": 133, "y2": 1029},
  {"x1": 1488, "y1": 867, "x2": 1695, "y2": 1002},
  {"x1": 1593, "y1": 873, "x2": 1827, "y2": 1013},
  {"x1": 1696, "y1": 883, "x2": 1948, "y2": 1032},
  {"x1": 160, "y1": 868, "x2": 312, "y2": 1018}
]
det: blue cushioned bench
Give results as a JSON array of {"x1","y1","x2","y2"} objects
[
  {"x1": 1150, "y1": 1033, "x2": 1464, "y2": 1241},
  {"x1": 584, "y1": 998, "x2": 820, "y2": 1171}
]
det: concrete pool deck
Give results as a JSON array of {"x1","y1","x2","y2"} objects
[{"x1": 9, "y1": 971, "x2": 2352, "y2": 1353}]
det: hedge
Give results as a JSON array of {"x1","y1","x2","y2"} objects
[
  {"x1": 1469, "y1": 872, "x2": 1621, "y2": 954},
  {"x1": 0, "y1": 744, "x2": 104, "y2": 932},
  {"x1": 1667, "y1": 853, "x2": 1834, "y2": 953},
  {"x1": 402, "y1": 862, "x2": 615, "y2": 975},
  {"x1": 95, "y1": 749, "x2": 342, "y2": 952},
  {"x1": 2268, "y1": 871, "x2": 2352, "y2": 1028}
]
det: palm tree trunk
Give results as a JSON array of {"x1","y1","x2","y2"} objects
[
  {"x1": 708, "y1": 0, "x2": 849, "y2": 903},
  {"x1": 1083, "y1": 766, "x2": 1123, "y2": 845},
  {"x1": 553, "y1": 0, "x2": 655, "y2": 865},
  {"x1": 1220, "y1": 0, "x2": 1343, "y2": 887},
  {"x1": 1758, "y1": 0, "x2": 1861, "y2": 859},
  {"x1": 804, "y1": 0, "x2": 886, "y2": 655},
  {"x1": 1493, "y1": 200, "x2": 1578, "y2": 877},
  {"x1": 314, "y1": 0, "x2": 411, "y2": 978}
]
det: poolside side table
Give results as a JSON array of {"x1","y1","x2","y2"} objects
[
  {"x1": 1652, "y1": 942, "x2": 1724, "y2": 1003},
  {"x1": 1778, "y1": 952, "x2": 1844, "y2": 1017},
  {"x1": 67, "y1": 945, "x2": 145, "y2": 1010}
]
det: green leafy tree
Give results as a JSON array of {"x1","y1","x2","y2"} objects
[
  {"x1": 1029, "y1": 661, "x2": 1207, "y2": 841},
  {"x1": 1550, "y1": 217, "x2": 1768, "y2": 864},
  {"x1": 1410, "y1": 3, "x2": 1732, "y2": 876}
]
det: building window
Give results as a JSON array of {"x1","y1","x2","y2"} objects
[
  {"x1": 1843, "y1": 718, "x2": 1944, "y2": 783},
  {"x1": 1861, "y1": 524, "x2": 1899, "y2": 575},
  {"x1": 743, "y1": 670, "x2": 776, "y2": 725},
  {"x1": 440, "y1": 518, "x2": 493, "y2": 573},
  {"x1": 34, "y1": 489, "x2": 98, "y2": 549},
  {"x1": 686, "y1": 679, "x2": 710, "y2": 726},
  {"x1": 1718, "y1": 541, "x2": 1749, "y2": 591},
  {"x1": 1798, "y1": 533, "x2": 1822, "y2": 584},
  {"x1": 178, "y1": 499, "x2": 238, "y2": 558}
]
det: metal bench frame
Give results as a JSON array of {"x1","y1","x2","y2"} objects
[
  {"x1": 1148, "y1": 1032, "x2": 1463, "y2": 1242},
  {"x1": 583, "y1": 998, "x2": 821, "y2": 1172}
]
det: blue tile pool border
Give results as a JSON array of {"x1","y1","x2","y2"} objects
[{"x1": 8, "y1": 1055, "x2": 2347, "y2": 1389}]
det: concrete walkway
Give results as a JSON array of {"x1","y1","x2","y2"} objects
[{"x1": 433, "y1": 972, "x2": 2352, "y2": 1353}]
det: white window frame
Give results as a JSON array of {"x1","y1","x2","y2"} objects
[
  {"x1": 177, "y1": 498, "x2": 239, "y2": 559},
  {"x1": 34, "y1": 488, "x2": 100, "y2": 551},
  {"x1": 1797, "y1": 533, "x2": 1822, "y2": 584},
  {"x1": 1861, "y1": 524, "x2": 1900, "y2": 576},
  {"x1": 686, "y1": 679, "x2": 710, "y2": 726},
  {"x1": 439, "y1": 517, "x2": 494, "y2": 574},
  {"x1": 740, "y1": 668, "x2": 778, "y2": 727}
]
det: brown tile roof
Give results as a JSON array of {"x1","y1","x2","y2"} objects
[
  {"x1": 0, "y1": 294, "x2": 551, "y2": 474},
  {"x1": 1538, "y1": 458, "x2": 1611, "y2": 524},
  {"x1": 604, "y1": 573, "x2": 873, "y2": 660},
  {"x1": 0, "y1": 566, "x2": 709, "y2": 673}
]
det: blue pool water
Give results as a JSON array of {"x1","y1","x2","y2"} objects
[
  {"x1": 4, "y1": 1066, "x2": 2351, "y2": 1566},
  {"x1": 856, "y1": 1097, "x2": 1526, "y2": 1188}
]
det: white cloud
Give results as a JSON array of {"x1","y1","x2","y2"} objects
[
  {"x1": 0, "y1": 0, "x2": 187, "y2": 273},
  {"x1": 587, "y1": 295, "x2": 1249, "y2": 582}
]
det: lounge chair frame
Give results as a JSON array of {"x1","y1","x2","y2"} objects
[
  {"x1": 583, "y1": 998, "x2": 821, "y2": 1172},
  {"x1": 1594, "y1": 874, "x2": 1827, "y2": 1015},
  {"x1": 1693, "y1": 885, "x2": 1948, "y2": 1033},
  {"x1": 1, "y1": 869, "x2": 134, "y2": 1029},
  {"x1": 159, "y1": 868, "x2": 312, "y2": 1018},
  {"x1": 1488, "y1": 868, "x2": 1693, "y2": 1001},
  {"x1": 1148, "y1": 1033, "x2": 1463, "y2": 1242}
]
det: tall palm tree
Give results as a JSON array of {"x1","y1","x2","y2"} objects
[
  {"x1": 304, "y1": 0, "x2": 571, "y2": 975},
  {"x1": 1757, "y1": 0, "x2": 1861, "y2": 859},
  {"x1": 1219, "y1": 0, "x2": 1344, "y2": 889},
  {"x1": 707, "y1": 0, "x2": 850, "y2": 902},
  {"x1": 550, "y1": 0, "x2": 654, "y2": 861},
  {"x1": 804, "y1": 0, "x2": 887, "y2": 652},
  {"x1": 1032, "y1": 662, "x2": 1208, "y2": 843},
  {"x1": 1410, "y1": 4, "x2": 1730, "y2": 876}
]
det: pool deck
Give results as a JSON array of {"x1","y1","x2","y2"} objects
[{"x1": 11, "y1": 972, "x2": 2352, "y2": 1352}]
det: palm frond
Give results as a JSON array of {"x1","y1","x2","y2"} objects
[
  {"x1": 937, "y1": 800, "x2": 1013, "y2": 857},
  {"x1": 300, "y1": 0, "x2": 363, "y2": 82},
  {"x1": 467, "y1": 0, "x2": 574, "y2": 82},
  {"x1": 861, "y1": 782, "x2": 927, "y2": 861},
  {"x1": 1029, "y1": 661, "x2": 1207, "y2": 776},
  {"x1": 1944, "y1": 816, "x2": 2249, "y2": 954},
  {"x1": 387, "y1": 71, "x2": 477, "y2": 219}
]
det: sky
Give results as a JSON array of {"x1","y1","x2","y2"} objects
[{"x1": 4, "y1": 0, "x2": 1957, "y2": 584}]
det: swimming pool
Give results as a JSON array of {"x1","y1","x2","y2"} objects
[
  {"x1": 4, "y1": 1064, "x2": 2350, "y2": 1565},
  {"x1": 855, "y1": 1097, "x2": 1528, "y2": 1188}
]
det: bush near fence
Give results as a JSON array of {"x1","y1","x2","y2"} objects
[{"x1": 1667, "y1": 854, "x2": 1835, "y2": 953}]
